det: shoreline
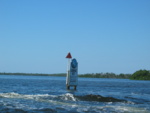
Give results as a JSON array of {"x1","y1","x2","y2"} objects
[
  {"x1": 0, "y1": 72, "x2": 66, "y2": 76},
  {"x1": 0, "y1": 72, "x2": 131, "y2": 79}
]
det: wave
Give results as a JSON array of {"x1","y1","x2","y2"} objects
[
  {"x1": 0, "y1": 92, "x2": 125, "y2": 103},
  {"x1": 0, "y1": 92, "x2": 149, "y2": 113}
]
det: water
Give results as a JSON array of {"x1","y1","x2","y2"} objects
[{"x1": 0, "y1": 75, "x2": 150, "y2": 113}]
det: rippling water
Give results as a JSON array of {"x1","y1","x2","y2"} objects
[{"x1": 0, "y1": 75, "x2": 150, "y2": 113}]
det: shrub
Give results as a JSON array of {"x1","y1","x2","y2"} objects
[{"x1": 130, "y1": 70, "x2": 150, "y2": 80}]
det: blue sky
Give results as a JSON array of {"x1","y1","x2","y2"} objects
[{"x1": 0, "y1": 0, "x2": 150, "y2": 74}]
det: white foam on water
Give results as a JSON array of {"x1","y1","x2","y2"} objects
[
  {"x1": 62, "y1": 93, "x2": 77, "y2": 101},
  {"x1": 0, "y1": 92, "x2": 150, "y2": 113},
  {"x1": 0, "y1": 92, "x2": 77, "y2": 107},
  {"x1": 0, "y1": 92, "x2": 56, "y2": 105},
  {"x1": 110, "y1": 105, "x2": 149, "y2": 113},
  {"x1": 0, "y1": 92, "x2": 50, "y2": 99},
  {"x1": 0, "y1": 92, "x2": 20, "y2": 98}
]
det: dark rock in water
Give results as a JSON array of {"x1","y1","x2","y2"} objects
[{"x1": 75, "y1": 94, "x2": 125, "y2": 102}]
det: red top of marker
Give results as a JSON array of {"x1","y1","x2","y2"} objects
[{"x1": 66, "y1": 52, "x2": 72, "y2": 58}]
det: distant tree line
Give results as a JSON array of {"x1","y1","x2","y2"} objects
[
  {"x1": 0, "y1": 72, "x2": 131, "y2": 79},
  {"x1": 0, "y1": 72, "x2": 66, "y2": 76},
  {"x1": 79, "y1": 73, "x2": 131, "y2": 79},
  {"x1": 79, "y1": 70, "x2": 150, "y2": 80},
  {"x1": 1, "y1": 70, "x2": 150, "y2": 80}
]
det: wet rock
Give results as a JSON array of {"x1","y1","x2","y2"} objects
[{"x1": 75, "y1": 94, "x2": 125, "y2": 102}]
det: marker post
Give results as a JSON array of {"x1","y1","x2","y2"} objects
[{"x1": 66, "y1": 52, "x2": 78, "y2": 90}]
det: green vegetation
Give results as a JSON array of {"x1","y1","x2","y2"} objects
[
  {"x1": 130, "y1": 70, "x2": 150, "y2": 80},
  {"x1": 1, "y1": 70, "x2": 150, "y2": 80},
  {"x1": 79, "y1": 73, "x2": 131, "y2": 79},
  {"x1": 0, "y1": 72, "x2": 66, "y2": 76},
  {"x1": 0, "y1": 72, "x2": 131, "y2": 79}
]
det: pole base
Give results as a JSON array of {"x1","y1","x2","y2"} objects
[
  {"x1": 66, "y1": 85, "x2": 70, "y2": 90},
  {"x1": 74, "y1": 86, "x2": 77, "y2": 90},
  {"x1": 66, "y1": 85, "x2": 77, "y2": 90}
]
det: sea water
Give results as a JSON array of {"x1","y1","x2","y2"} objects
[{"x1": 0, "y1": 75, "x2": 150, "y2": 113}]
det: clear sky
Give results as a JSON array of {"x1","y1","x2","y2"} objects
[{"x1": 0, "y1": 0, "x2": 150, "y2": 74}]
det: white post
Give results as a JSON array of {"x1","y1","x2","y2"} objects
[
  {"x1": 66, "y1": 52, "x2": 72, "y2": 89},
  {"x1": 66, "y1": 58, "x2": 70, "y2": 87}
]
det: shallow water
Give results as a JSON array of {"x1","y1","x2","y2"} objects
[{"x1": 0, "y1": 75, "x2": 150, "y2": 113}]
